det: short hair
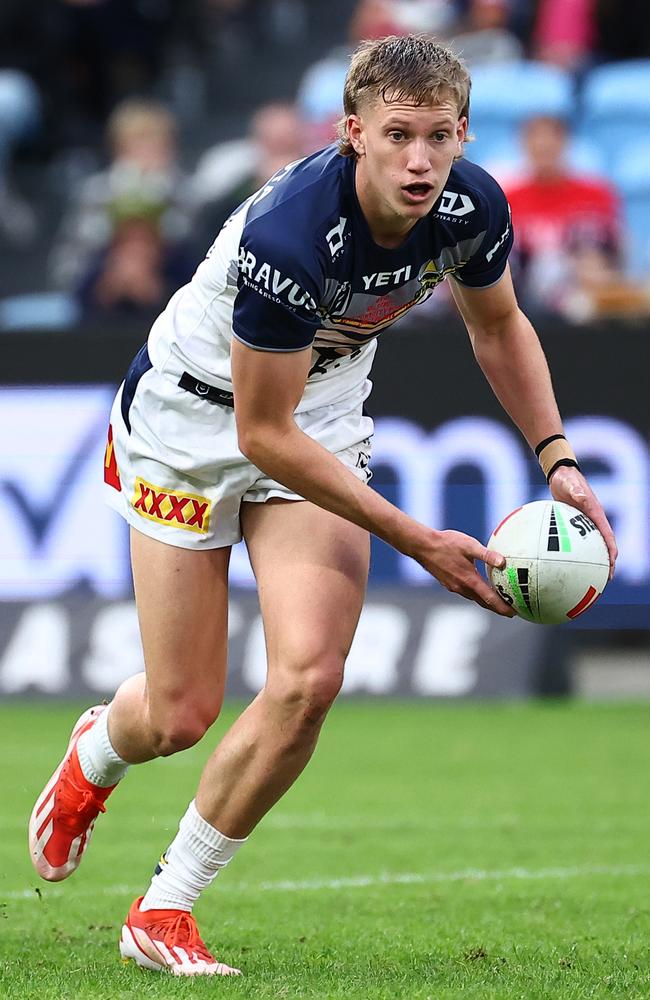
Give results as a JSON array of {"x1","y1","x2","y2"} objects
[
  {"x1": 106, "y1": 98, "x2": 176, "y2": 153},
  {"x1": 336, "y1": 35, "x2": 471, "y2": 157}
]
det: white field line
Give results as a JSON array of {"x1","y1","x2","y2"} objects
[
  {"x1": 4, "y1": 864, "x2": 650, "y2": 903},
  {"x1": 258, "y1": 864, "x2": 650, "y2": 892}
]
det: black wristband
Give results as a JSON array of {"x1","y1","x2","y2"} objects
[
  {"x1": 546, "y1": 457, "x2": 581, "y2": 484},
  {"x1": 535, "y1": 433, "x2": 566, "y2": 458}
]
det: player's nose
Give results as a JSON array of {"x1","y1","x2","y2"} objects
[{"x1": 406, "y1": 139, "x2": 432, "y2": 174}]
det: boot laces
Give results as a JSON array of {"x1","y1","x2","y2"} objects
[
  {"x1": 157, "y1": 911, "x2": 214, "y2": 963},
  {"x1": 57, "y1": 771, "x2": 107, "y2": 832},
  {"x1": 77, "y1": 789, "x2": 107, "y2": 816}
]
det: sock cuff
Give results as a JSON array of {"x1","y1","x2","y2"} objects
[
  {"x1": 95, "y1": 705, "x2": 128, "y2": 767},
  {"x1": 180, "y1": 800, "x2": 248, "y2": 866},
  {"x1": 76, "y1": 704, "x2": 129, "y2": 787}
]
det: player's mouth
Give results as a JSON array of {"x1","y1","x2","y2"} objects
[{"x1": 401, "y1": 182, "x2": 435, "y2": 204}]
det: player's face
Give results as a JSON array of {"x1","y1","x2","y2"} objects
[{"x1": 349, "y1": 97, "x2": 467, "y2": 242}]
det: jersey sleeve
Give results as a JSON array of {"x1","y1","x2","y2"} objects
[
  {"x1": 232, "y1": 225, "x2": 324, "y2": 352},
  {"x1": 455, "y1": 179, "x2": 513, "y2": 289}
]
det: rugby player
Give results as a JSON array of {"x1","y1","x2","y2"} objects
[{"x1": 29, "y1": 35, "x2": 617, "y2": 977}]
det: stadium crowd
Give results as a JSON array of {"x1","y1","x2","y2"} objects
[{"x1": 2, "y1": 0, "x2": 650, "y2": 329}]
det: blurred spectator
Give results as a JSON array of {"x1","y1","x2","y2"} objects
[
  {"x1": 49, "y1": 98, "x2": 195, "y2": 309},
  {"x1": 192, "y1": 102, "x2": 309, "y2": 248},
  {"x1": 0, "y1": 69, "x2": 41, "y2": 243},
  {"x1": 450, "y1": 0, "x2": 524, "y2": 66},
  {"x1": 77, "y1": 216, "x2": 194, "y2": 321},
  {"x1": 504, "y1": 115, "x2": 627, "y2": 319},
  {"x1": 532, "y1": 0, "x2": 596, "y2": 72}
]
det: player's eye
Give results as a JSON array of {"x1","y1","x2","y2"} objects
[
  {"x1": 432, "y1": 131, "x2": 449, "y2": 142},
  {"x1": 388, "y1": 130, "x2": 406, "y2": 141}
]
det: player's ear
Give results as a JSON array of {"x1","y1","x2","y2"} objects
[
  {"x1": 348, "y1": 115, "x2": 365, "y2": 156},
  {"x1": 456, "y1": 117, "x2": 467, "y2": 155}
]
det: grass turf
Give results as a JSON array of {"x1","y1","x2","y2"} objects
[{"x1": 0, "y1": 699, "x2": 649, "y2": 999}]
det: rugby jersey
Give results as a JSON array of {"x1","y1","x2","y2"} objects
[{"x1": 148, "y1": 145, "x2": 513, "y2": 411}]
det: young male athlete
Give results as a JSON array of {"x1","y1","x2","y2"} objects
[{"x1": 29, "y1": 35, "x2": 617, "y2": 977}]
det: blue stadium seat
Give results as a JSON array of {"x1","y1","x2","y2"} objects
[
  {"x1": 580, "y1": 61, "x2": 650, "y2": 154},
  {"x1": 468, "y1": 62, "x2": 574, "y2": 167},
  {"x1": 0, "y1": 292, "x2": 80, "y2": 332},
  {"x1": 0, "y1": 69, "x2": 41, "y2": 148},
  {"x1": 297, "y1": 57, "x2": 347, "y2": 122},
  {"x1": 612, "y1": 142, "x2": 650, "y2": 278}
]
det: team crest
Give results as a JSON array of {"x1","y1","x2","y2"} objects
[{"x1": 418, "y1": 259, "x2": 446, "y2": 291}]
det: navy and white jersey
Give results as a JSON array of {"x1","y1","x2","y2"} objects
[{"x1": 148, "y1": 145, "x2": 513, "y2": 411}]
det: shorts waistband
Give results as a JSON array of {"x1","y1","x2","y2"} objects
[{"x1": 178, "y1": 371, "x2": 234, "y2": 408}]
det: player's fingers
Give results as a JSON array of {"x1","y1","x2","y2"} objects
[
  {"x1": 463, "y1": 574, "x2": 515, "y2": 617},
  {"x1": 597, "y1": 519, "x2": 617, "y2": 571},
  {"x1": 599, "y1": 525, "x2": 618, "y2": 580},
  {"x1": 478, "y1": 595, "x2": 516, "y2": 617},
  {"x1": 577, "y1": 501, "x2": 618, "y2": 579},
  {"x1": 477, "y1": 546, "x2": 506, "y2": 571}
]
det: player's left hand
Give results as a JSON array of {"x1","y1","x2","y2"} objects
[{"x1": 548, "y1": 466, "x2": 617, "y2": 580}]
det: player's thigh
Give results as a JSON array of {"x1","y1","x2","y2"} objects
[
  {"x1": 130, "y1": 527, "x2": 231, "y2": 720},
  {"x1": 241, "y1": 499, "x2": 370, "y2": 699}
]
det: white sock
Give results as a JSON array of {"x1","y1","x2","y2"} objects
[
  {"x1": 140, "y1": 799, "x2": 247, "y2": 913},
  {"x1": 76, "y1": 705, "x2": 129, "y2": 788}
]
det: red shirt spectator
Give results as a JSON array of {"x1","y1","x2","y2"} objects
[{"x1": 504, "y1": 115, "x2": 622, "y2": 315}]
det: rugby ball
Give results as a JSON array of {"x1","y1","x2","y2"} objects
[{"x1": 487, "y1": 500, "x2": 609, "y2": 624}]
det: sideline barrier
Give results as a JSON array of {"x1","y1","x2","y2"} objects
[{"x1": 0, "y1": 589, "x2": 557, "y2": 699}]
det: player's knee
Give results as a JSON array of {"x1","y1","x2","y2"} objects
[
  {"x1": 150, "y1": 718, "x2": 210, "y2": 757},
  {"x1": 269, "y1": 656, "x2": 345, "y2": 729},
  {"x1": 149, "y1": 701, "x2": 221, "y2": 757}
]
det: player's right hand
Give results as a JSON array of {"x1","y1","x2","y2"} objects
[{"x1": 416, "y1": 529, "x2": 516, "y2": 617}]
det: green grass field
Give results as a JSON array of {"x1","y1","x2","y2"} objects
[{"x1": 1, "y1": 700, "x2": 649, "y2": 999}]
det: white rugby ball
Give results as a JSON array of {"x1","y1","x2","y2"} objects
[{"x1": 487, "y1": 500, "x2": 609, "y2": 624}]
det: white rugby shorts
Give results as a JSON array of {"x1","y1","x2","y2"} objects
[{"x1": 103, "y1": 347, "x2": 373, "y2": 549}]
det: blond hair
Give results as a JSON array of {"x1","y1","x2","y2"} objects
[
  {"x1": 106, "y1": 98, "x2": 176, "y2": 153},
  {"x1": 336, "y1": 35, "x2": 471, "y2": 157}
]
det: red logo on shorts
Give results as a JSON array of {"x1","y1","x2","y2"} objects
[
  {"x1": 104, "y1": 424, "x2": 121, "y2": 492},
  {"x1": 131, "y1": 477, "x2": 211, "y2": 534}
]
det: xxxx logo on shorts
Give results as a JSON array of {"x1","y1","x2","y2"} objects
[{"x1": 131, "y1": 477, "x2": 211, "y2": 534}]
